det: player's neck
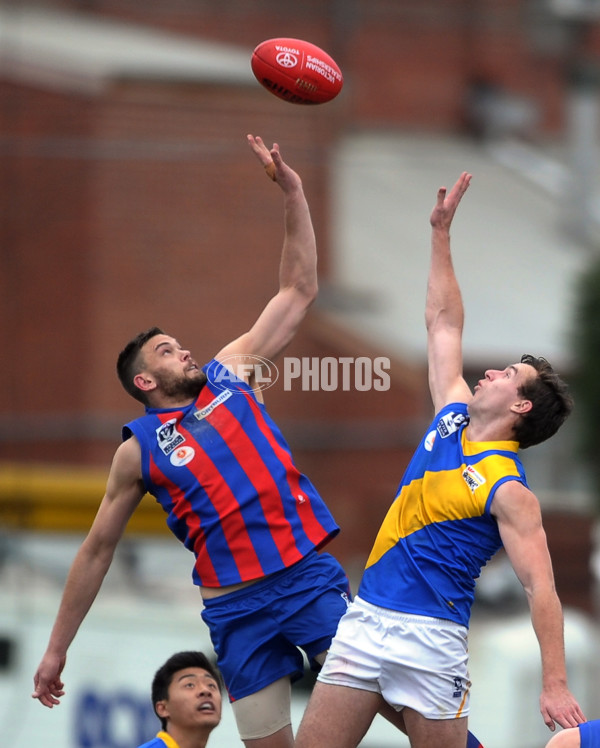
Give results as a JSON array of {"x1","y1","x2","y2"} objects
[
  {"x1": 465, "y1": 418, "x2": 515, "y2": 445},
  {"x1": 148, "y1": 394, "x2": 197, "y2": 410},
  {"x1": 166, "y1": 725, "x2": 212, "y2": 748}
]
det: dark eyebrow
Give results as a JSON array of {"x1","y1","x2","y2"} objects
[
  {"x1": 177, "y1": 673, "x2": 198, "y2": 683},
  {"x1": 154, "y1": 340, "x2": 179, "y2": 353},
  {"x1": 176, "y1": 672, "x2": 218, "y2": 686}
]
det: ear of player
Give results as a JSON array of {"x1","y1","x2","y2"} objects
[{"x1": 251, "y1": 37, "x2": 343, "y2": 105}]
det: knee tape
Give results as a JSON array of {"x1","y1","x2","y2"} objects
[{"x1": 232, "y1": 677, "x2": 293, "y2": 741}]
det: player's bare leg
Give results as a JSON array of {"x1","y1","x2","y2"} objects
[
  {"x1": 295, "y1": 681, "x2": 382, "y2": 748},
  {"x1": 402, "y1": 707, "x2": 468, "y2": 748}
]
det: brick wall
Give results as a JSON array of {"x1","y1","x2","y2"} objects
[
  {"x1": 54, "y1": 0, "x2": 600, "y2": 131},
  {"x1": 2, "y1": 0, "x2": 598, "y2": 588}
]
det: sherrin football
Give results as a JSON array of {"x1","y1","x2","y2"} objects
[{"x1": 251, "y1": 38, "x2": 343, "y2": 105}]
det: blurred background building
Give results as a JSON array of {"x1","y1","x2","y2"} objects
[{"x1": 1, "y1": 1, "x2": 600, "y2": 746}]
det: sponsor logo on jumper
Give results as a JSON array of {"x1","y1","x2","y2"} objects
[
  {"x1": 424, "y1": 430, "x2": 437, "y2": 452},
  {"x1": 462, "y1": 464, "x2": 486, "y2": 492},
  {"x1": 170, "y1": 445, "x2": 195, "y2": 467},
  {"x1": 194, "y1": 389, "x2": 233, "y2": 420},
  {"x1": 156, "y1": 418, "x2": 185, "y2": 456}
]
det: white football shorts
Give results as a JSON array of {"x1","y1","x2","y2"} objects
[{"x1": 317, "y1": 595, "x2": 471, "y2": 720}]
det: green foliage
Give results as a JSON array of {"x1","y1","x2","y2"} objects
[{"x1": 572, "y1": 254, "x2": 600, "y2": 512}]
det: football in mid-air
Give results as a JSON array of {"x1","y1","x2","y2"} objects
[{"x1": 251, "y1": 38, "x2": 343, "y2": 105}]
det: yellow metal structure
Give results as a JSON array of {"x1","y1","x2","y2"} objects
[{"x1": 0, "y1": 462, "x2": 169, "y2": 534}]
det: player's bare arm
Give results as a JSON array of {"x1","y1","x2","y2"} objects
[
  {"x1": 426, "y1": 172, "x2": 472, "y2": 413},
  {"x1": 492, "y1": 480, "x2": 586, "y2": 732},
  {"x1": 217, "y1": 135, "x2": 317, "y2": 378},
  {"x1": 32, "y1": 437, "x2": 146, "y2": 708}
]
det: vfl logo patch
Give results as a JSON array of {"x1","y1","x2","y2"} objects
[
  {"x1": 437, "y1": 411, "x2": 467, "y2": 439},
  {"x1": 170, "y1": 446, "x2": 195, "y2": 467},
  {"x1": 462, "y1": 464, "x2": 486, "y2": 493},
  {"x1": 156, "y1": 418, "x2": 185, "y2": 456},
  {"x1": 453, "y1": 677, "x2": 463, "y2": 698},
  {"x1": 194, "y1": 389, "x2": 232, "y2": 420}
]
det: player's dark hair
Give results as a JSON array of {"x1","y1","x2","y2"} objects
[
  {"x1": 151, "y1": 651, "x2": 222, "y2": 731},
  {"x1": 513, "y1": 354, "x2": 574, "y2": 449},
  {"x1": 116, "y1": 326, "x2": 165, "y2": 404}
]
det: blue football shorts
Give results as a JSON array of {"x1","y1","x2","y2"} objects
[
  {"x1": 580, "y1": 720, "x2": 600, "y2": 748},
  {"x1": 200, "y1": 550, "x2": 351, "y2": 702}
]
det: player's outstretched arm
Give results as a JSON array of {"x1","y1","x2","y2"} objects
[
  {"x1": 32, "y1": 438, "x2": 145, "y2": 707},
  {"x1": 216, "y1": 136, "x2": 317, "y2": 371},
  {"x1": 493, "y1": 481, "x2": 586, "y2": 733},
  {"x1": 426, "y1": 172, "x2": 472, "y2": 413}
]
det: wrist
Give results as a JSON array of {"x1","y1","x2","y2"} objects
[{"x1": 542, "y1": 672, "x2": 568, "y2": 690}]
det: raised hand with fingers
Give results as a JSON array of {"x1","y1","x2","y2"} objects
[
  {"x1": 246, "y1": 134, "x2": 303, "y2": 193},
  {"x1": 430, "y1": 172, "x2": 472, "y2": 232}
]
